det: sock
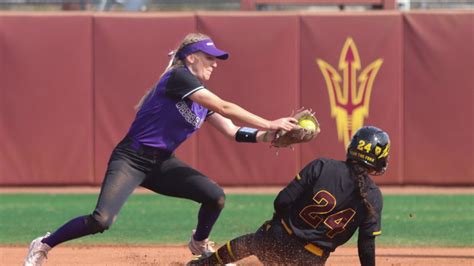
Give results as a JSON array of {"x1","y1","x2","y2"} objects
[
  {"x1": 194, "y1": 205, "x2": 222, "y2": 241},
  {"x1": 41, "y1": 215, "x2": 97, "y2": 248}
]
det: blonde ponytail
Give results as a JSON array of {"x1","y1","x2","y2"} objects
[{"x1": 135, "y1": 33, "x2": 210, "y2": 111}]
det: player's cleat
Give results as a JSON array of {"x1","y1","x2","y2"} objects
[
  {"x1": 187, "y1": 254, "x2": 237, "y2": 266},
  {"x1": 188, "y1": 229, "x2": 215, "y2": 256},
  {"x1": 23, "y1": 232, "x2": 52, "y2": 266},
  {"x1": 186, "y1": 254, "x2": 207, "y2": 266}
]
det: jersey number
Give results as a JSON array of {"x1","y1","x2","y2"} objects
[
  {"x1": 357, "y1": 140, "x2": 372, "y2": 153},
  {"x1": 299, "y1": 190, "x2": 356, "y2": 238}
]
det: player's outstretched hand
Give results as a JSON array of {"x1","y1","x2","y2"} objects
[
  {"x1": 269, "y1": 117, "x2": 298, "y2": 131},
  {"x1": 271, "y1": 109, "x2": 320, "y2": 148}
]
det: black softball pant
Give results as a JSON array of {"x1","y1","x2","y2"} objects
[
  {"x1": 42, "y1": 137, "x2": 224, "y2": 248},
  {"x1": 92, "y1": 137, "x2": 225, "y2": 229},
  {"x1": 194, "y1": 218, "x2": 329, "y2": 265}
]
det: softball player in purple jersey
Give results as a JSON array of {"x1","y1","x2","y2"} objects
[{"x1": 24, "y1": 33, "x2": 297, "y2": 266}]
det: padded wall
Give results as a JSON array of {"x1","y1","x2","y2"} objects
[
  {"x1": 0, "y1": 14, "x2": 94, "y2": 185},
  {"x1": 1, "y1": 12, "x2": 472, "y2": 186},
  {"x1": 300, "y1": 13, "x2": 403, "y2": 184},
  {"x1": 0, "y1": 17, "x2": 4, "y2": 182},
  {"x1": 404, "y1": 12, "x2": 474, "y2": 184}
]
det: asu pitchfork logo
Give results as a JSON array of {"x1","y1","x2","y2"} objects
[{"x1": 317, "y1": 37, "x2": 383, "y2": 148}]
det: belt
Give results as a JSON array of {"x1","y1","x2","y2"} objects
[
  {"x1": 280, "y1": 219, "x2": 326, "y2": 257},
  {"x1": 122, "y1": 136, "x2": 172, "y2": 158}
]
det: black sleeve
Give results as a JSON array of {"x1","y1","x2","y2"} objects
[
  {"x1": 274, "y1": 159, "x2": 323, "y2": 218},
  {"x1": 358, "y1": 186, "x2": 383, "y2": 237},
  {"x1": 164, "y1": 67, "x2": 204, "y2": 100},
  {"x1": 358, "y1": 235, "x2": 375, "y2": 266}
]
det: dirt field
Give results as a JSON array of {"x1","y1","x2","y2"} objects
[
  {"x1": 2, "y1": 186, "x2": 473, "y2": 265},
  {"x1": 3, "y1": 245, "x2": 474, "y2": 265}
]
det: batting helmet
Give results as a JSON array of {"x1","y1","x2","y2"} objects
[{"x1": 347, "y1": 126, "x2": 391, "y2": 175}]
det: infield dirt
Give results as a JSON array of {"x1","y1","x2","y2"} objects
[{"x1": 3, "y1": 245, "x2": 474, "y2": 265}]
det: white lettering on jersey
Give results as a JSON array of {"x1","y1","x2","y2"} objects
[{"x1": 176, "y1": 101, "x2": 203, "y2": 128}]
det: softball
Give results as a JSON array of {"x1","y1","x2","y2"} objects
[{"x1": 298, "y1": 119, "x2": 316, "y2": 131}]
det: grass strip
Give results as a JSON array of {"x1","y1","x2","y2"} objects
[{"x1": 0, "y1": 193, "x2": 472, "y2": 247}]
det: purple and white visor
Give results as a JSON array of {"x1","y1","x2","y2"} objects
[{"x1": 176, "y1": 39, "x2": 229, "y2": 60}]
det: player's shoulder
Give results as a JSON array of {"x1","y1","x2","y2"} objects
[
  {"x1": 164, "y1": 66, "x2": 203, "y2": 98},
  {"x1": 366, "y1": 179, "x2": 383, "y2": 204},
  {"x1": 303, "y1": 157, "x2": 347, "y2": 176},
  {"x1": 171, "y1": 65, "x2": 189, "y2": 75},
  {"x1": 310, "y1": 157, "x2": 342, "y2": 164},
  {"x1": 170, "y1": 66, "x2": 200, "y2": 82},
  {"x1": 312, "y1": 157, "x2": 347, "y2": 169},
  {"x1": 366, "y1": 178, "x2": 381, "y2": 192}
]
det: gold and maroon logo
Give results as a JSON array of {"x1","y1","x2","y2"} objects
[{"x1": 317, "y1": 37, "x2": 383, "y2": 148}]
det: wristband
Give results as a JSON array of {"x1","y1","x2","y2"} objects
[{"x1": 235, "y1": 127, "x2": 259, "y2": 143}]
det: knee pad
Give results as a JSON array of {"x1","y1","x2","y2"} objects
[{"x1": 86, "y1": 213, "x2": 114, "y2": 234}]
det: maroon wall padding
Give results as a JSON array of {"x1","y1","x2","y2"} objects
[
  {"x1": 404, "y1": 12, "x2": 474, "y2": 185},
  {"x1": 195, "y1": 14, "x2": 301, "y2": 185},
  {"x1": 0, "y1": 14, "x2": 94, "y2": 185},
  {"x1": 0, "y1": 17, "x2": 4, "y2": 180},
  {"x1": 300, "y1": 13, "x2": 404, "y2": 184},
  {"x1": 93, "y1": 14, "x2": 196, "y2": 184},
  {"x1": 1, "y1": 12, "x2": 473, "y2": 186}
]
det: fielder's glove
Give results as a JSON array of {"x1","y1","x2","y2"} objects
[{"x1": 271, "y1": 109, "x2": 320, "y2": 148}]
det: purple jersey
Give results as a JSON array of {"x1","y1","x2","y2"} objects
[{"x1": 127, "y1": 66, "x2": 213, "y2": 152}]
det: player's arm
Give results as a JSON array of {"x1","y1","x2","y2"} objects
[
  {"x1": 189, "y1": 89, "x2": 296, "y2": 131},
  {"x1": 357, "y1": 235, "x2": 376, "y2": 266},
  {"x1": 357, "y1": 187, "x2": 383, "y2": 266},
  {"x1": 274, "y1": 181, "x2": 303, "y2": 218},
  {"x1": 274, "y1": 160, "x2": 322, "y2": 218},
  {"x1": 206, "y1": 113, "x2": 277, "y2": 143}
]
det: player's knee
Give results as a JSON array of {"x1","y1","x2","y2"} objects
[
  {"x1": 215, "y1": 195, "x2": 225, "y2": 210},
  {"x1": 87, "y1": 212, "x2": 116, "y2": 233},
  {"x1": 213, "y1": 185, "x2": 226, "y2": 209},
  {"x1": 204, "y1": 190, "x2": 225, "y2": 210}
]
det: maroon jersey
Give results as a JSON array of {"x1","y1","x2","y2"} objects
[{"x1": 274, "y1": 158, "x2": 383, "y2": 252}]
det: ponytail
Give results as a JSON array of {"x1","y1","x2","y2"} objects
[
  {"x1": 134, "y1": 33, "x2": 210, "y2": 111},
  {"x1": 349, "y1": 162, "x2": 376, "y2": 219},
  {"x1": 134, "y1": 51, "x2": 181, "y2": 110}
]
